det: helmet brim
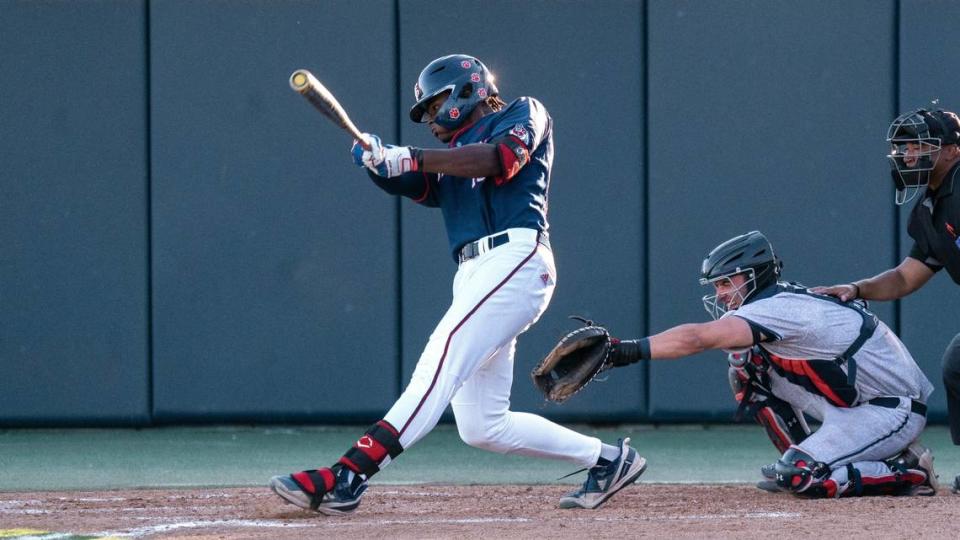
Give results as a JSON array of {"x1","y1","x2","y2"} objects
[{"x1": 409, "y1": 86, "x2": 453, "y2": 123}]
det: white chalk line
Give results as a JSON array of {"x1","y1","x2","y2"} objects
[
  {"x1": 319, "y1": 512, "x2": 801, "y2": 527},
  {"x1": 93, "y1": 519, "x2": 313, "y2": 537},
  {"x1": 6, "y1": 534, "x2": 79, "y2": 540},
  {"x1": 1, "y1": 511, "x2": 803, "y2": 538}
]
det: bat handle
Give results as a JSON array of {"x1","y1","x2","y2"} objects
[{"x1": 356, "y1": 135, "x2": 372, "y2": 152}]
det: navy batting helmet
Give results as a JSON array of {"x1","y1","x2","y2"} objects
[
  {"x1": 887, "y1": 108, "x2": 960, "y2": 205},
  {"x1": 700, "y1": 231, "x2": 782, "y2": 318},
  {"x1": 409, "y1": 54, "x2": 498, "y2": 130}
]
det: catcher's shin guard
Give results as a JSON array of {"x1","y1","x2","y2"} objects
[
  {"x1": 728, "y1": 364, "x2": 810, "y2": 453},
  {"x1": 339, "y1": 420, "x2": 404, "y2": 478},
  {"x1": 754, "y1": 399, "x2": 811, "y2": 453}
]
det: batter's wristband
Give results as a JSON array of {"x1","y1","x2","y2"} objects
[{"x1": 409, "y1": 147, "x2": 423, "y2": 171}]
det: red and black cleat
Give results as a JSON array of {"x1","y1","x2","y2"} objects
[{"x1": 270, "y1": 464, "x2": 368, "y2": 515}]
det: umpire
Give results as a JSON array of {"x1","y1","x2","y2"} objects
[{"x1": 814, "y1": 107, "x2": 960, "y2": 493}]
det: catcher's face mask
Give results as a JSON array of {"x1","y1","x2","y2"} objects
[{"x1": 700, "y1": 271, "x2": 755, "y2": 320}]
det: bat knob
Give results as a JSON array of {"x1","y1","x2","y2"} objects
[{"x1": 289, "y1": 70, "x2": 309, "y2": 91}]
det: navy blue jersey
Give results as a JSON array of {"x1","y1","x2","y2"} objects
[{"x1": 369, "y1": 97, "x2": 553, "y2": 262}]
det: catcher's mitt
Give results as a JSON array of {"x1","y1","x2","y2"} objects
[{"x1": 531, "y1": 321, "x2": 612, "y2": 403}]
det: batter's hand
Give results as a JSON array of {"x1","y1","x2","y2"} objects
[
  {"x1": 809, "y1": 283, "x2": 858, "y2": 302},
  {"x1": 351, "y1": 133, "x2": 384, "y2": 168},
  {"x1": 374, "y1": 144, "x2": 420, "y2": 177},
  {"x1": 350, "y1": 133, "x2": 419, "y2": 178}
]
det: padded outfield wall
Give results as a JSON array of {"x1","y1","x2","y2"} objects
[{"x1": 1, "y1": 0, "x2": 957, "y2": 425}]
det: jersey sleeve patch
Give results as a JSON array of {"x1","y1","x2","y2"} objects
[
  {"x1": 492, "y1": 135, "x2": 530, "y2": 186},
  {"x1": 508, "y1": 123, "x2": 530, "y2": 146}
]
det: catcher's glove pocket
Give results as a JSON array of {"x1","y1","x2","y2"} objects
[{"x1": 531, "y1": 320, "x2": 612, "y2": 403}]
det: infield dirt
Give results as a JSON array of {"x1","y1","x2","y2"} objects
[{"x1": 0, "y1": 483, "x2": 954, "y2": 539}]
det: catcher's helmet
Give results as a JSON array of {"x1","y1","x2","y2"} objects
[
  {"x1": 700, "y1": 231, "x2": 782, "y2": 319},
  {"x1": 409, "y1": 54, "x2": 498, "y2": 130},
  {"x1": 887, "y1": 108, "x2": 960, "y2": 205}
]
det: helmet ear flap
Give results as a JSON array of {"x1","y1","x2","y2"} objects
[{"x1": 458, "y1": 83, "x2": 474, "y2": 99}]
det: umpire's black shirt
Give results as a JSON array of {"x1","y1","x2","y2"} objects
[{"x1": 908, "y1": 161, "x2": 960, "y2": 284}]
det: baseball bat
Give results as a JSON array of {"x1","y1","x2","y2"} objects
[{"x1": 289, "y1": 69, "x2": 370, "y2": 150}]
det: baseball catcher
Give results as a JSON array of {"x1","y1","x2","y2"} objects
[{"x1": 536, "y1": 231, "x2": 939, "y2": 498}]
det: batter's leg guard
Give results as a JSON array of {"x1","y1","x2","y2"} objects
[
  {"x1": 338, "y1": 420, "x2": 404, "y2": 478},
  {"x1": 774, "y1": 447, "x2": 831, "y2": 497}
]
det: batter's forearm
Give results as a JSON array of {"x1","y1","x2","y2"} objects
[
  {"x1": 421, "y1": 144, "x2": 500, "y2": 178},
  {"x1": 368, "y1": 169, "x2": 431, "y2": 200}
]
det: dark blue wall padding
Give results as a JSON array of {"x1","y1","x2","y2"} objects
[
  {"x1": 149, "y1": 0, "x2": 400, "y2": 420},
  {"x1": 0, "y1": 1, "x2": 150, "y2": 424}
]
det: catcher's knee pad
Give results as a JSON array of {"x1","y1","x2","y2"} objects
[
  {"x1": 339, "y1": 420, "x2": 403, "y2": 478},
  {"x1": 775, "y1": 447, "x2": 831, "y2": 496}
]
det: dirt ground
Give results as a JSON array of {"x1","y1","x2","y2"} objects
[{"x1": 0, "y1": 484, "x2": 956, "y2": 539}]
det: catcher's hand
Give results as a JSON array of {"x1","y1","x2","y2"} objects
[{"x1": 531, "y1": 320, "x2": 612, "y2": 403}]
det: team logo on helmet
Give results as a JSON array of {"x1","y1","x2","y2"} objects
[
  {"x1": 414, "y1": 83, "x2": 423, "y2": 101},
  {"x1": 477, "y1": 88, "x2": 487, "y2": 98},
  {"x1": 470, "y1": 72, "x2": 481, "y2": 83},
  {"x1": 449, "y1": 107, "x2": 460, "y2": 119},
  {"x1": 461, "y1": 60, "x2": 472, "y2": 68}
]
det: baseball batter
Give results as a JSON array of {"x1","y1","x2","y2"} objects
[
  {"x1": 605, "y1": 231, "x2": 937, "y2": 497},
  {"x1": 270, "y1": 54, "x2": 645, "y2": 514}
]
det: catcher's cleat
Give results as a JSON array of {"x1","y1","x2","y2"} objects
[
  {"x1": 755, "y1": 462, "x2": 785, "y2": 492},
  {"x1": 909, "y1": 443, "x2": 938, "y2": 496},
  {"x1": 558, "y1": 438, "x2": 646, "y2": 509},
  {"x1": 270, "y1": 464, "x2": 368, "y2": 515},
  {"x1": 887, "y1": 441, "x2": 938, "y2": 496},
  {"x1": 953, "y1": 474, "x2": 960, "y2": 494}
]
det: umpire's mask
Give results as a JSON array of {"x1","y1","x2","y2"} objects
[{"x1": 887, "y1": 109, "x2": 960, "y2": 205}]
